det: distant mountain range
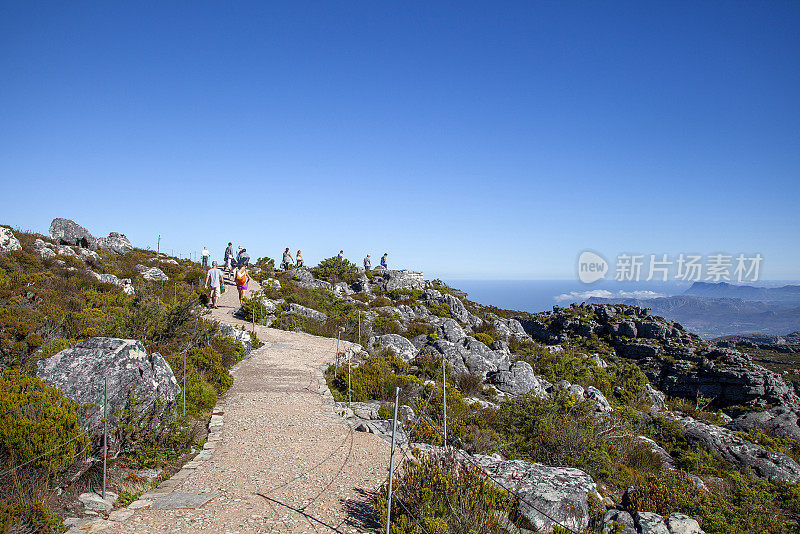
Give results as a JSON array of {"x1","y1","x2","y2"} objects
[
  {"x1": 684, "y1": 282, "x2": 800, "y2": 304},
  {"x1": 586, "y1": 282, "x2": 800, "y2": 338}
]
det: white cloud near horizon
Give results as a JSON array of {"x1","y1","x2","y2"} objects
[{"x1": 554, "y1": 290, "x2": 665, "y2": 303}]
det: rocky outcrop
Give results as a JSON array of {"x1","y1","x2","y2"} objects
[
  {"x1": 427, "y1": 336, "x2": 510, "y2": 377},
  {"x1": 0, "y1": 227, "x2": 22, "y2": 254},
  {"x1": 487, "y1": 361, "x2": 548, "y2": 397},
  {"x1": 49, "y1": 218, "x2": 98, "y2": 251},
  {"x1": 369, "y1": 334, "x2": 417, "y2": 362},
  {"x1": 675, "y1": 414, "x2": 800, "y2": 483},
  {"x1": 472, "y1": 454, "x2": 599, "y2": 533},
  {"x1": 382, "y1": 270, "x2": 425, "y2": 291},
  {"x1": 218, "y1": 324, "x2": 253, "y2": 357},
  {"x1": 657, "y1": 348, "x2": 800, "y2": 409},
  {"x1": 602, "y1": 510, "x2": 705, "y2": 534},
  {"x1": 32, "y1": 238, "x2": 56, "y2": 259},
  {"x1": 136, "y1": 264, "x2": 169, "y2": 282},
  {"x1": 98, "y1": 232, "x2": 133, "y2": 254},
  {"x1": 288, "y1": 303, "x2": 327, "y2": 322},
  {"x1": 36, "y1": 338, "x2": 179, "y2": 429},
  {"x1": 728, "y1": 406, "x2": 800, "y2": 442}
]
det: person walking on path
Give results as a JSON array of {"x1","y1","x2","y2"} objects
[
  {"x1": 381, "y1": 253, "x2": 388, "y2": 269},
  {"x1": 296, "y1": 250, "x2": 304, "y2": 268},
  {"x1": 282, "y1": 248, "x2": 293, "y2": 270},
  {"x1": 204, "y1": 261, "x2": 225, "y2": 309},
  {"x1": 363, "y1": 254, "x2": 371, "y2": 271},
  {"x1": 338, "y1": 250, "x2": 344, "y2": 259},
  {"x1": 224, "y1": 242, "x2": 234, "y2": 272},
  {"x1": 201, "y1": 246, "x2": 210, "y2": 267},
  {"x1": 234, "y1": 262, "x2": 250, "y2": 304},
  {"x1": 238, "y1": 248, "x2": 250, "y2": 266}
]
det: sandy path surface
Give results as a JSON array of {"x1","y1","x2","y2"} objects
[{"x1": 106, "y1": 273, "x2": 388, "y2": 533}]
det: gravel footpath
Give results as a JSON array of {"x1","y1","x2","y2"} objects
[{"x1": 104, "y1": 275, "x2": 387, "y2": 533}]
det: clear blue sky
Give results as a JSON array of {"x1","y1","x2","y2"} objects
[{"x1": 1, "y1": 1, "x2": 798, "y2": 280}]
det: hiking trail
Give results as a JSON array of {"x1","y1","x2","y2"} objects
[{"x1": 103, "y1": 274, "x2": 388, "y2": 533}]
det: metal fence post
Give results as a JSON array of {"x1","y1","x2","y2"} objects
[
  {"x1": 386, "y1": 386, "x2": 400, "y2": 534},
  {"x1": 182, "y1": 351, "x2": 186, "y2": 417},
  {"x1": 358, "y1": 312, "x2": 361, "y2": 347},
  {"x1": 442, "y1": 356, "x2": 447, "y2": 446},
  {"x1": 102, "y1": 377, "x2": 108, "y2": 500},
  {"x1": 335, "y1": 330, "x2": 341, "y2": 378},
  {"x1": 348, "y1": 350, "x2": 352, "y2": 407}
]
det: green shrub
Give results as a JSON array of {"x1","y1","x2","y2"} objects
[
  {"x1": 314, "y1": 256, "x2": 358, "y2": 284},
  {"x1": 370, "y1": 315, "x2": 402, "y2": 336},
  {"x1": 183, "y1": 373, "x2": 217, "y2": 416},
  {"x1": 498, "y1": 390, "x2": 612, "y2": 480},
  {"x1": 114, "y1": 399, "x2": 195, "y2": 469},
  {"x1": 425, "y1": 302, "x2": 452, "y2": 319},
  {"x1": 374, "y1": 448, "x2": 516, "y2": 534},
  {"x1": 0, "y1": 370, "x2": 85, "y2": 470},
  {"x1": 472, "y1": 332, "x2": 494, "y2": 346},
  {"x1": 327, "y1": 349, "x2": 420, "y2": 402},
  {"x1": 0, "y1": 499, "x2": 62, "y2": 534}
]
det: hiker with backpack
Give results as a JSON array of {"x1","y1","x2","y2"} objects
[
  {"x1": 224, "y1": 242, "x2": 234, "y2": 272},
  {"x1": 233, "y1": 262, "x2": 250, "y2": 305}
]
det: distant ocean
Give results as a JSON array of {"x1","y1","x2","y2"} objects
[{"x1": 444, "y1": 280, "x2": 693, "y2": 314}]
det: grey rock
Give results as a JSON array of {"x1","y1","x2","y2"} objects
[
  {"x1": 218, "y1": 323, "x2": 253, "y2": 357},
  {"x1": 33, "y1": 239, "x2": 56, "y2": 259},
  {"x1": 97, "y1": 232, "x2": 133, "y2": 254},
  {"x1": 49, "y1": 218, "x2": 98, "y2": 250},
  {"x1": 602, "y1": 509, "x2": 636, "y2": 533},
  {"x1": 76, "y1": 247, "x2": 101, "y2": 263},
  {"x1": 586, "y1": 386, "x2": 613, "y2": 412},
  {"x1": 136, "y1": 264, "x2": 169, "y2": 281},
  {"x1": 409, "y1": 334, "x2": 430, "y2": 349},
  {"x1": 493, "y1": 320, "x2": 513, "y2": 341},
  {"x1": 260, "y1": 297, "x2": 284, "y2": 314},
  {"x1": 658, "y1": 348, "x2": 800, "y2": 409},
  {"x1": 729, "y1": 406, "x2": 800, "y2": 443},
  {"x1": 55, "y1": 244, "x2": 78, "y2": 257},
  {"x1": 472, "y1": 455, "x2": 598, "y2": 533},
  {"x1": 262, "y1": 278, "x2": 281, "y2": 290},
  {"x1": 437, "y1": 318, "x2": 467, "y2": 343},
  {"x1": 646, "y1": 383, "x2": 666, "y2": 411},
  {"x1": 591, "y1": 353, "x2": 609, "y2": 368},
  {"x1": 487, "y1": 361, "x2": 548, "y2": 397},
  {"x1": 634, "y1": 511, "x2": 670, "y2": 534},
  {"x1": 423, "y1": 288, "x2": 443, "y2": 300},
  {"x1": 443, "y1": 294, "x2": 472, "y2": 324},
  {"x1": 666, "y1": 513, "x2": 705, "y2": 534},
  {"x1": 507, "y1": 319, "x2": 533, "y2": 342},
  {"x1": 79, "y1": 491, "x2": 118, "y2": 512},
  {"x1": 383, "y1": 270, "x2": 425, "y2": 291},
  {"x1": 37, "y1": 338, "x2": 179, "y2": 429},
  {"x1": 568, "y1": 384, "x2": 586, "y2": 398},
  {"x1": 288, "y1": 303, "x2": 327, "y2": 322},
  {"x1": 677, "y1": 414, "x2": 800, "y2": 483},
  {"x1": 91, "y1": 272, "x2": 135, "y2": 296},
  {"x1": 369, "y1": 334, "x2": 418, "y2": 362},
  {"x1": 0, "y1": 227, "x2": 21, "y2": 254},
  {"x1": 290, "y1": 267, "x2": 314, "y2": 282}
]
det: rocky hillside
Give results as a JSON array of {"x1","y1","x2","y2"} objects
[
  {"x1": 0, "y1": 221, "x2": 256, "y2": 531},
  {"x1": 246, "y1": 263, "x2": 800, "y2": 533}
]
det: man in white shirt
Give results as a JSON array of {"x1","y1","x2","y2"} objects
[
  {"x1": 201, "y1": 246, "x2": 210, "y2": 267},
  {"x1": 204, "y1": 261, "x2": 224, "y2": 308}
]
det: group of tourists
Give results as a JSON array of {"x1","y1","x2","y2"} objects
[
  {"x1": 202, "y1": 242, "x2": 251, "y2": 309},
  {"x1": 202, "y1": 244, "x2": 391, "y2": 309},
  {"x1": 281, "y1": 248, "x2": 303, "y2": 270},
  {"x1": 363, "y1": 252, "x2": 388, "y2": 270}
]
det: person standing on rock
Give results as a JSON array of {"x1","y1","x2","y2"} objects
[
  {"x1": 224, "y1": 242, "x2": 234, "y2": 272},
  {"x1": 282, "y1": 248, "x2": 293, "y2": 270},
  {"x1": 201, "y1": 246, "x2": 210, "y2": 267},
  {"x1": 381, "y1": 253, "x2": 388, "y2": 269},
  {"x1": 234, "y1": 262, "x2": 250, "y2": 304},
  {"x1": 204, "y1": 261, "x2": 224, "y2": 308},
  {"x1": 296, "y1": 250, "x2": 304, "y2": 268},
  {"x1": 364, "y1": 254, "x2": 371, "y2": 271},
  {"x1": 338, "y1": 250, "x2": 344, "y2": 259}
]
